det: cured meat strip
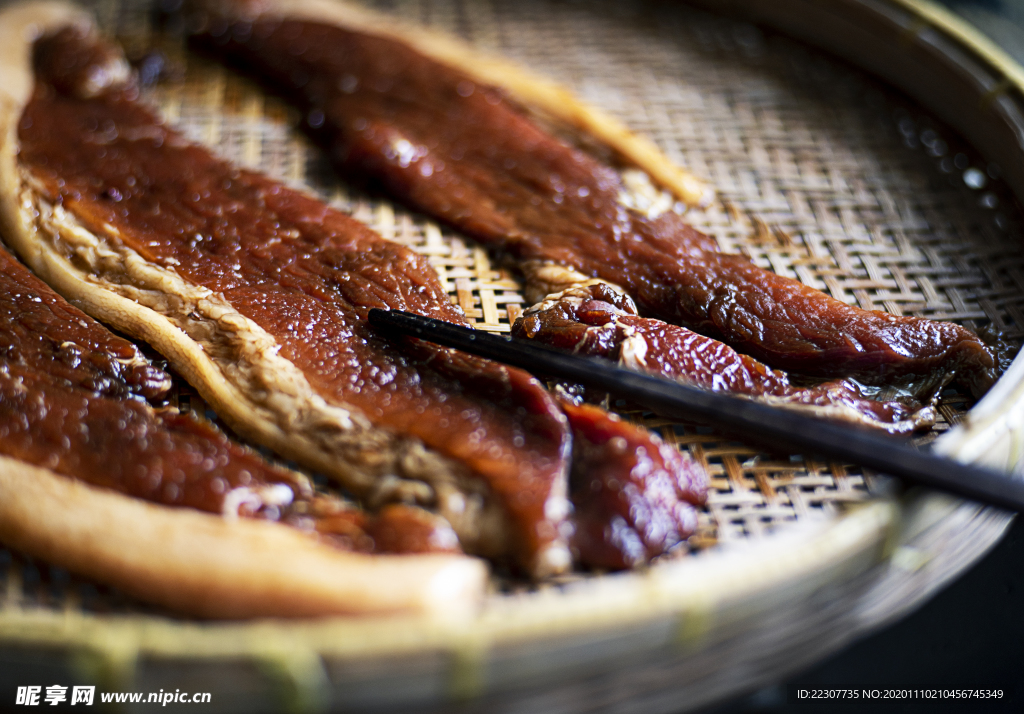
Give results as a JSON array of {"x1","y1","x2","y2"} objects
[
  {"x1": 0, "y1": 224, "x2": 469, "y2": 556},
  {"x1": 561, "y1": 399, "x2": 705, "y2": 570},
  {"x1": 0, "y1": 224, "x2": 480, "y2": 616},
  {"x1": 0, "y1": 244, "x2": 304, "y2": 518},
  {"x1": 0, "y1": 242, "x2": 170, "y2": 401},
  {"x1": 0, "y1": 358, "x2": 461, "y2": 555},
  {"x1": 6, "y1": 20, "x2": 573, "y2": 576},
  {"x1": 0, "y1": 452, "x2": 487, "y2": 619},
  {"x1": 191, "y1": 1, "x2": 1003, "y2": 396},
  {"x1": 514, "y1": 282, "x2": 938, "y2": 434},
  {"x1": 0, "y1": 5, "x2": 489, "y2": 619}
]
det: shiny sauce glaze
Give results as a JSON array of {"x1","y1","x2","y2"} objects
[
  {"x1": 197, "y1": 18, "x2": 1002, "y2": 394},
  {"x1": 560, "y1": 400, "x2": 705, "y2": 570},
  {"x1": 0, "y1": 245, "x2": 310, "y2": 518},
  {"x1": 0, "y1": 353, "x2": 457, "y2": 553},
  {"x1": 0, "y1": 247, "x2": 169, "y2": 401},
  {"x1": 0, "y1": 361, "x2": 306, "y2": 517},
  {"x1": 21, "y1": 29, "x2": 570, "y2": 569},
  {"x1": 2, "y1": 174, "x2": 453, "y2": 555},
  {"x1": 514, "y1": 283, "x2": 936, "y2": 434},
  {"x1": 314, "y1": 503, "x2": 462, "y2": 555}
]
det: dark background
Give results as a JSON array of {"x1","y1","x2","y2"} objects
[
  {"x1": 707, "y1": 517, "x2": 1023, "y2": 713},
  {"x1": 706, "y1": 1, "x2": 1024, "y2": 711}
]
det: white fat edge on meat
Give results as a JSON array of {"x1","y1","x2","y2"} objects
[
  {"x1": 617, "y1": 169, "x2": 678, "y2": 219},
  {"x1": 12, "y1": 169, "x2": 536, "y2": 567}
]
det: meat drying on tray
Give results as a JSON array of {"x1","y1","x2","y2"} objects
[
  {"x1": 0, "y1": 1, "x2": 715, "y2": 617},
  {"x1": 0, "y1": 0, "x2": 1007, "y2": 618},
  {"x1": 0, "y1": 230, "x2": 498, "y2": 618},
  {"x1": 188, "y1": 0, "x2": 1007, "y2": 412}
]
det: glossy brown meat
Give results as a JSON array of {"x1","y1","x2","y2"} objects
[
  {"x1": 313, "y1": 503, "x2": 462, "y2": 555},
  {"x1": 0, "y1": 248, "x2": 169, "y2": 400},
  {"x1": 0, "y1": 240, "x2": 311, "y2": 515},
  {"x1": 0, "y1": 362, "x2": 302, "y2": 516},
  {"x1": 560, "y1": 400, "x2": 705, "y2": 570},
  {"x1": 20, "y1": 28, "x2": 568, "y2": 571},
  {"x1": 514, "y1": 282, "x2": 937, "y2": 434},
  {"x1": 196, "y1": 17, "x2": 1001, "y2": 395},
  {"x1": 0, "y1": 208, "x2": 460, "y2": 556}
]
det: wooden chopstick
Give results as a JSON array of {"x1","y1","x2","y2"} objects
[{"x1": 368, "y1": 308, "x2": 1024, "y2": 514}]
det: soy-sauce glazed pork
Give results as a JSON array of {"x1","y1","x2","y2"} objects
[
  {"x1": 0, "y1": 237, "x2": 464, "y2": 551},
  {"x1": 190, "y1": 0, "x2": 1005, "y2": 398},
  {"x1": 514, "y1": 281, "x2": 938, "y2": 434},
  {"x1": 0, "y1": 240, "x2": 304, "y2": 519},
  {"x1": 561, "y1": 399, "x2": 705, "y2": 570},
  {"x1": 0, "y1": 224, "x2": 488, "y2": 617},
  {"x1": 2, "y1": 9, "x2": 707, "y2": 580},
  {"x1": 7, "y1": 21, "x2": 568, "y2": 577}
]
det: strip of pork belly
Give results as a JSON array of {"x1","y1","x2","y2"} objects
[
  {"x1": 14, "y1": 26, "x2": 571, "y2": 575},
  {"x1": 0, "y1": 237, "x2": 170, "y2": 401},
  {"x1": 560, "y1": 399, "x2": 705, "y2": 570},
  {"x1": 0, "y1": 244, "x2": 289, "y2": 513},
  {"x1": 0, "y1": 234, "x2": 466, "y2": 554},
  {"x1": 191, "y1": 7, "x2": 1002, "y2": 396},
  {"x1": 513, "y1": 281, "x2": 939, "y2": 435}
]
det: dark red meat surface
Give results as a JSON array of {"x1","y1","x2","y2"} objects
[{"x1": 196, "y1": 17, "x2": 1002, "y2": 395}]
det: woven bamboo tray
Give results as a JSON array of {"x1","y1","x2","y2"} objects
[{"x1": 1, "y1": 0, "x2": 1022, "y2": 711}]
